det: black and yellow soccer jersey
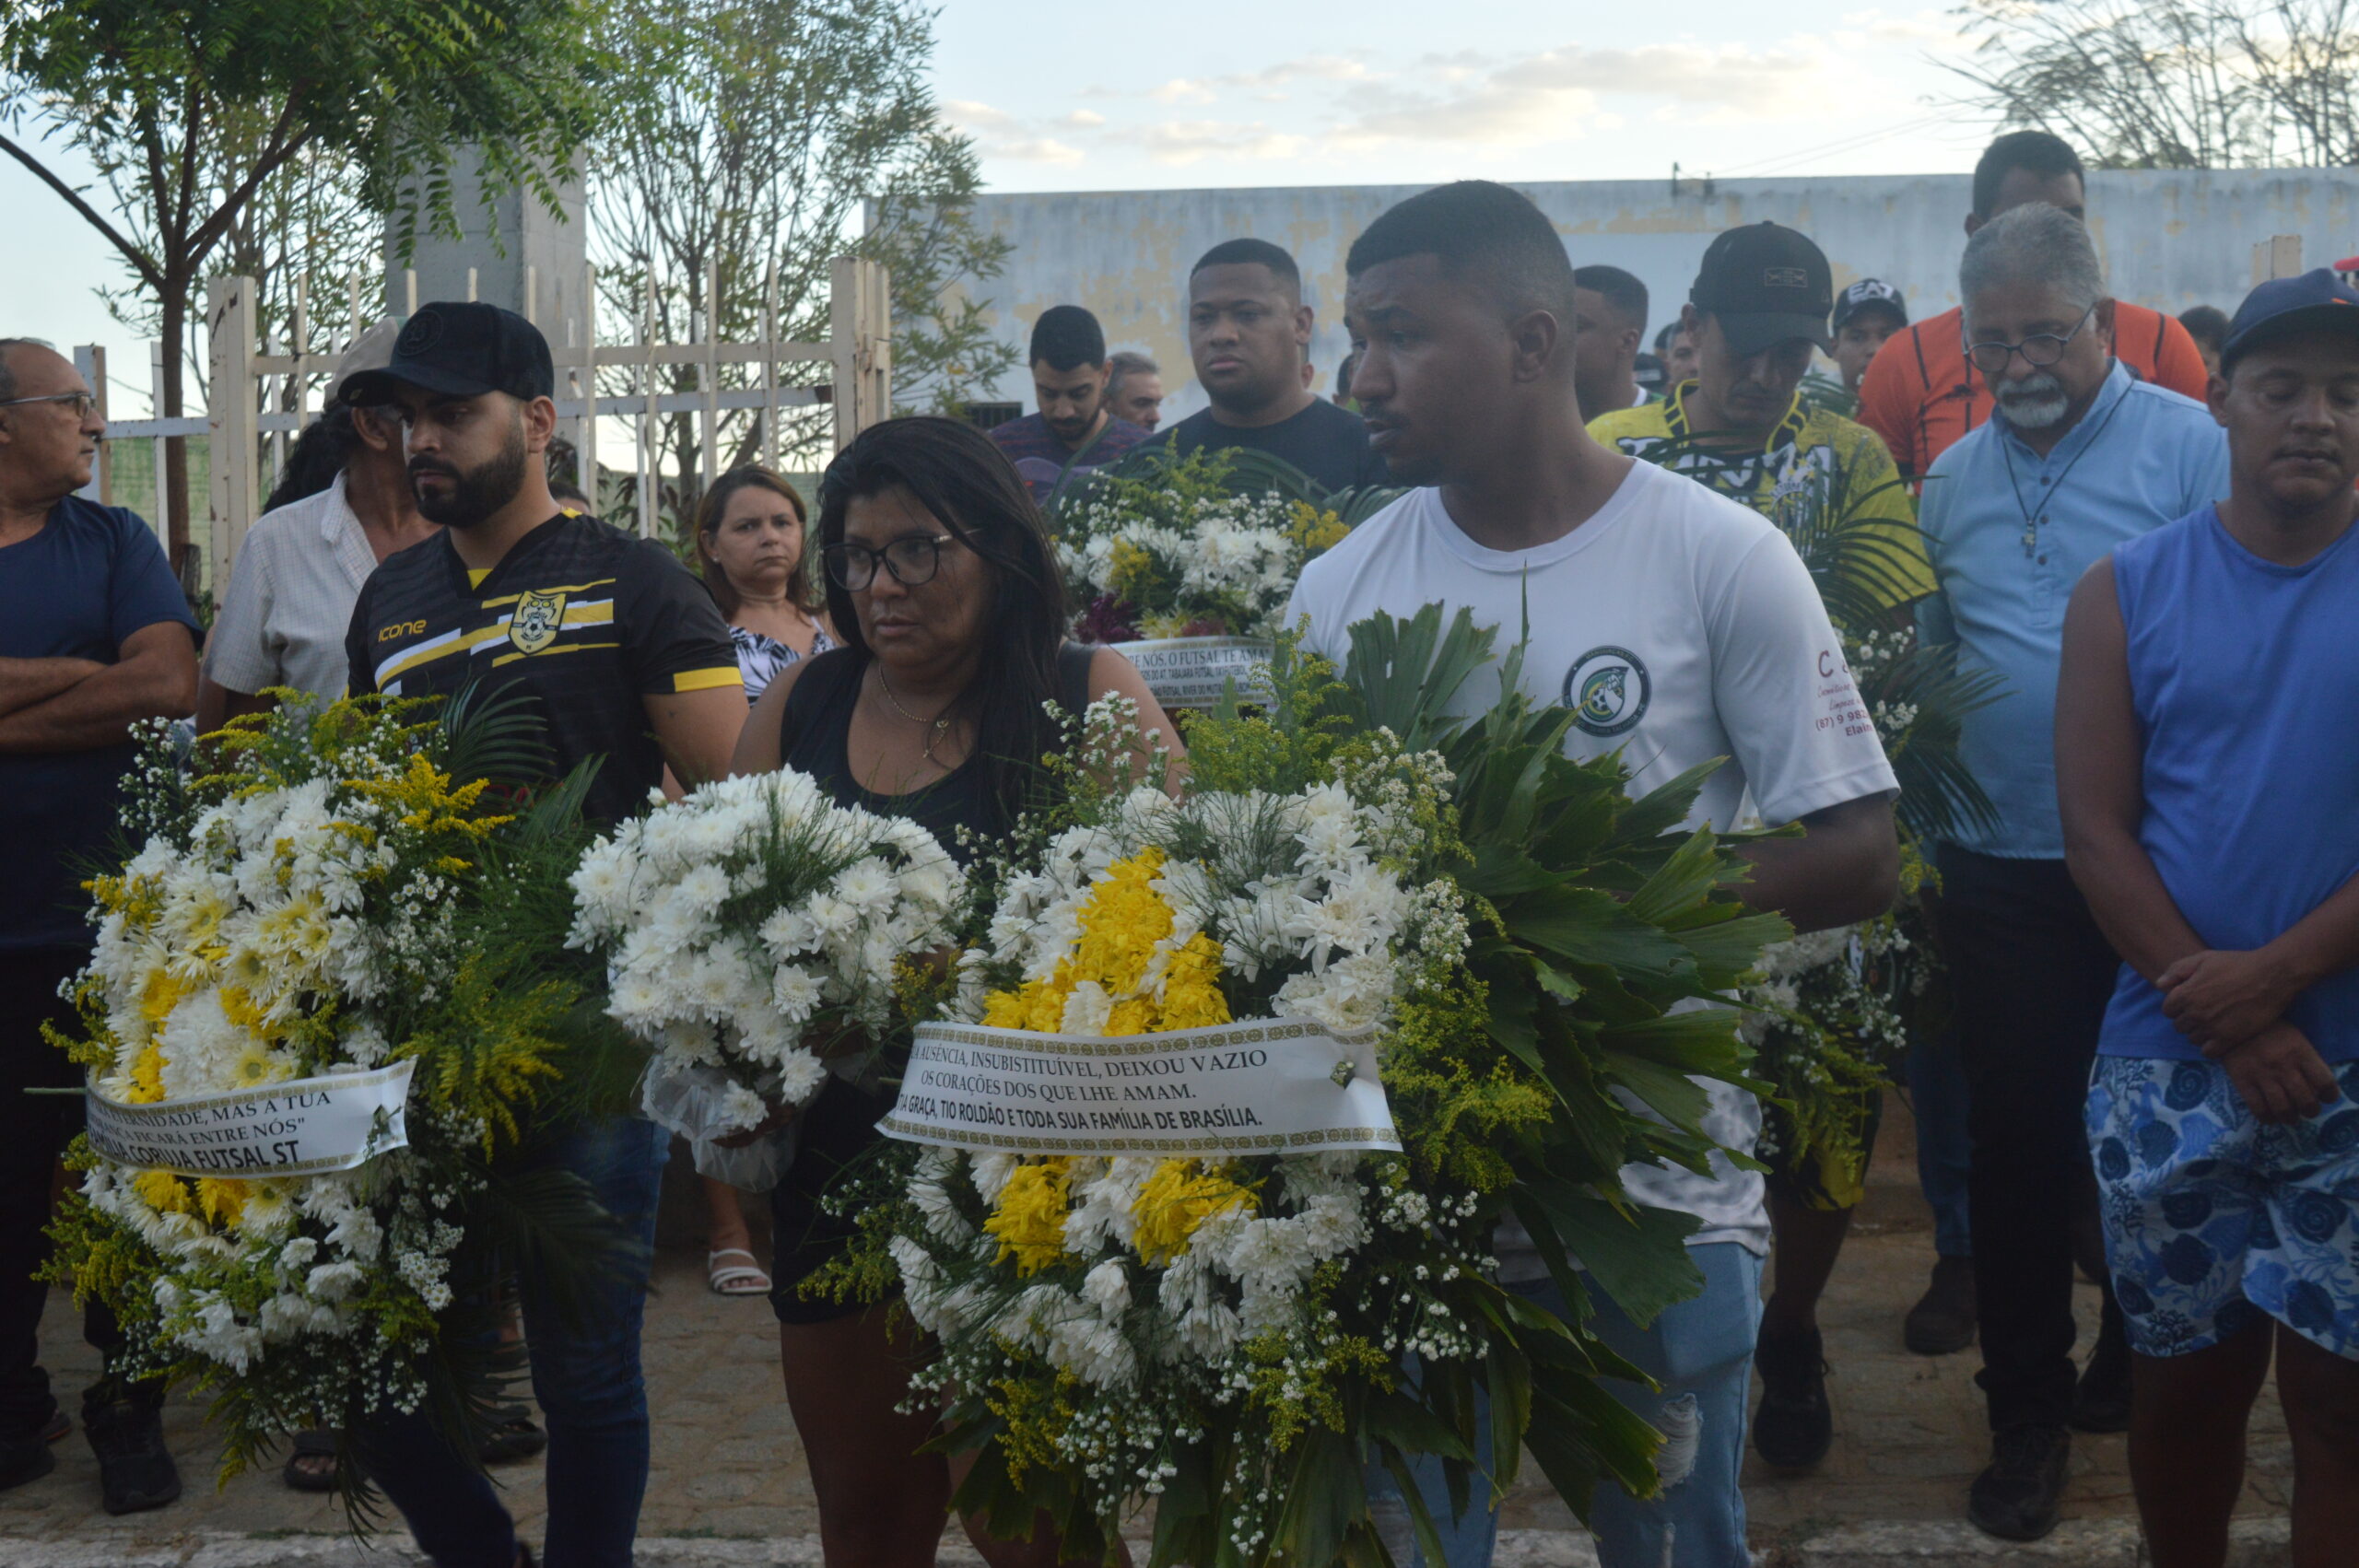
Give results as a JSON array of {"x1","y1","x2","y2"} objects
[{"x1": 345, "y1": 511, "x2": 740, "y2": 825}]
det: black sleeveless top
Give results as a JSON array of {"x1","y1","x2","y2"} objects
[{"x1": 776, "y1": 643, "x2": 1098, "y2": 866}]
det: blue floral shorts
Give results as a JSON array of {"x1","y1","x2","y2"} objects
[{"x1": 2086, "y1": 1055, "x2": 2359, "y2": 1361}]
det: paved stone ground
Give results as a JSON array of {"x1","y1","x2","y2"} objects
[{"x1": 0, "y1": 1108, "x2": 2294, "y2": 1560}]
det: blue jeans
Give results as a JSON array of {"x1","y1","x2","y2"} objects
[
  {"x1": 1365, "y1": 1242, "x2": 1765, "y2": 1568},
  {"x1": 1906, "y1": 1025, "x2": 1974, "y2": 1258},
  {"x1": 357, "y1": 1116, "x2": 669, "y2": 1568}
]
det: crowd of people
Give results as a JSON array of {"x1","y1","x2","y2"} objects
[{"x1": 0, "y1": 123, "x2": 2353, "y2": 1568}]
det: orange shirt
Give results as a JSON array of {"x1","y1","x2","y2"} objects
[{"x1": 1856, "y1": 301, "x2": 2211, "y2": 481}]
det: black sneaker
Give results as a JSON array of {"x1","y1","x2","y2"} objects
[
  {"x1": 1904, "y1": 1255, "x2": 1978, "y2": 1355},
  {"x1": 2071, "y1": 1298, "x2": 2132, "y2": 1433},
  {"x1": 83, "y1": 1384, "x2": 182, "y2": 1515},
  {"x1": 1752, "y1": 1327, "x2": 1834, "y2": 1469},
  {"x1": 0, "y1": 1433, "x2": 55, "y2": 1492},
  {"x1": 1967, "y1": 1422, "x2": 2070, "y2": 1540}
]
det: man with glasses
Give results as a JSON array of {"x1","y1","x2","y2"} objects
[
  {"x1": 0, "y1": 338, "x2": 196, "y2": 1514},
  {"x1": 1916, "y1": 205, "x2": 2229, "y2": 1542},
  {"x1": 341, "y1": 301, "x2": 745, "y2": 1568}
]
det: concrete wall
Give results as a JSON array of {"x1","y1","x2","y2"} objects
[
  {"x1": 384, "y1": 157, "x2": 591, "y2": 348},
  {"x1": 962, "y1": 169, "x2": 2359, "y2": 422}
]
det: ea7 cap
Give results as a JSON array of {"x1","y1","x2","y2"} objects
[
  {"x1": 1691, "y1": 222, "x2": 1835, "y2": 356},
  {"x1": 326, "y1": 317, "x2": 403, "y2": 406},
  {"x1": 341, "y1": 301, "x2": 555, "y2": 404},
  {"x1": 2221, "y1": 267, "x2": 2359, "y2": 372},
  {"x1": 1834, "y1": 278, "x2": 1907, "y2": 332}
]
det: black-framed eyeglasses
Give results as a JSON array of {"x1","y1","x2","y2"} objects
[
  {"x1": 0, "y1": 392, "x2": 97, "y2": 419},
  {"x1": 822, "y1": 532, "x2": 956, "y2": 591},
  {"x1": 1964, "y1": 304, "x2": 2097, "y2": 376}
]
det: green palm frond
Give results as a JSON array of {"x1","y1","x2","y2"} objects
[
  {"x1": 1866, "y1": 641, "x2": 2008, "y2": 842},
  {"x1": 436, "y1": 680, "x2": 557, "y2": 789}
]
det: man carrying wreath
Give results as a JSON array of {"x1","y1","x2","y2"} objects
[{"x1": 1285, "y1": 181, "x2": 1902, "y2": 1568}]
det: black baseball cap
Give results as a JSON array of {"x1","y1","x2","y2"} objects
[
  {"x1": 2220, "y1": 268, "x2": 2359, "y2": 373},
  {"x1": 1690, "y1": 222, "x2": 1835, "y2": 357},
  {"x1": 1834, "y1": 278, "x2": 1907, "y2": 332},
  {"x1": 342, "y1": 300, "x2": 555, "y2": 404}
]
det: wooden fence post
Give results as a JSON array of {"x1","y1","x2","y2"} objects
[
  {"x1": 207, "y1": 276, "x2": 259, "y2": 589},
  {"x1": 830, "y1": 256, "x2": 892, "y2": 450},
  {"x1": 74, "y1": 345, "x2": 107, "y2": 503}
]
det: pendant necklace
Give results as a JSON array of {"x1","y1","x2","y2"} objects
[{"x1": 876, "y1": 666, "x2": 954, "y2": 765}]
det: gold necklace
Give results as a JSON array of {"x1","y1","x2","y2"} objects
[{"x1": 875, "y1": 666, "x2": 955, "y2": 764}]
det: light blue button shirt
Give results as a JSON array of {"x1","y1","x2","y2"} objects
[{"x1": 1916, "y1": 360, "x2": 2230, "y2": 859}]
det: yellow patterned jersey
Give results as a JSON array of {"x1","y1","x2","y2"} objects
[{"x1": 1589, "y1": 382, "x2": 1933, "y2": 611}]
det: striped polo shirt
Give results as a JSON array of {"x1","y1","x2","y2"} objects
[{"x1": 345, "y1": 510, "x2": 740, "y2": 825}]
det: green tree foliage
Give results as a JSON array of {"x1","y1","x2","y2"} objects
[
  {"x1": 593, "y1": 0, "x2": 1017, "y2": 528},
  {"x1": 0, "y1": 0, "x2": 602, "y2": 564}
]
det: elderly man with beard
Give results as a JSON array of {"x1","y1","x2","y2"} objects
[
  {"x1": 1917, "y1": 205, "x2": 2230, "y2": 1542},
  {"x1": 340, "y1": 301, "x2": 745, "y2": 1568}
]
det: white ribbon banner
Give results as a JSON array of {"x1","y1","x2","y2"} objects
[
  {"x1": 1111, "y1": 636, "x2": 1274, "y2": 712},
  {"x1": 878, "y1": 1017, "x2": 1399, "y2": 1157},
  {"x1": 84, "y1": 1059, "x2": 417, "y2": 1178}
]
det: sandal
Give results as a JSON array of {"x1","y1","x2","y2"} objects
[
  {"x1": 707, "y1": 1246, "x2": 771, "y2": 1297},
  {"x1": 282, "y1": 1428, "x2": 340, "y2": 1493},
  {"x1": 479, "y1": 1408, "x2": 546, "y2": 1466}
]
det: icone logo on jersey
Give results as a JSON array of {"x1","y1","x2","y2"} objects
[{"x1": 1564, "y1": 646, "x2": 1651, "y2": 737}]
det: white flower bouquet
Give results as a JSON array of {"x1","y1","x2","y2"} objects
[
  {"x1": 567, "y1": 770, "x2": 966, "y2": 1184},
  {"x1": 50, "y1": 694, "x2": 635, "y2": 1488}
]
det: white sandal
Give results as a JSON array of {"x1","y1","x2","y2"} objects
[{"x1": 707, "y1": 1247, "x2": 772, "y2": 1296}]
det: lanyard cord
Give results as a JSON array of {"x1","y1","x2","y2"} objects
[{"x1": 1998, "y1": 369, "x2": 2130, "y2": 552}]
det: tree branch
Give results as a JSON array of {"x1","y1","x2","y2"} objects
[{"x1": 0, "y1": 129, "x2": 163, "y2": 289}]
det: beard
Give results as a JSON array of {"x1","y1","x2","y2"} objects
[
  {"x1": 411, "y1": 418, "x2": 529, "y2": 529},
  {"x1": 1995, "y1": 369, "x2": 2071, "y2": 430}
]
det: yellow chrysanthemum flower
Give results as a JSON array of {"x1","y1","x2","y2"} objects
[
  {"x1": 131, "y1": 1170, "x2": 193, "y2": 1215},
  {"x1": 984, "y1": 1159, "x2": 1076, "y2": 1275},
  {"x1": 125, "y1": 1044, "x2": 167, "y2": 1105},
  {"x1": 194, "y1": 1177, "x2": 250, "y2": 1227},
  {"x1": 1105, "y1": 538, "x2": 1156, "y2": 599},
  {"x1": 980, "y1": 849, "x2": 1233, "y2": 1037},
  {"x1": 1131, "y1": 1160, "x2": 1256, "y2": 1266}
]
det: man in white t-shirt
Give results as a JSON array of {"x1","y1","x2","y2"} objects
[{"x1": 1288, "y1": 180, "x2": 1901, "y2": 1568}]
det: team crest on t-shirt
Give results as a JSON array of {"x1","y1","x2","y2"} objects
[
  {"x1": 508, "y1": 589, "x2": 569, "y2": 654},
  {"x1": 1566, "y1": 646, "x2": 1650, "y2": 737}
]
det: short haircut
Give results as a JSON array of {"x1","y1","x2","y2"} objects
[
  {"x1": 1959, "y1": 203, "x2": 2107, "y2": 320},
  {"x1": 1654, "y1": 322, "x2": 1686, "y2": 355},
  {"x1": 1973, "y1": 130, "x2": 2085, "y2": 218},
  {"x1": 0, "y1": 336, "x2": 56, "y2": 403},
  {"x1": 2177, "y1": 304, "x2": 2231, "y2": 352},
  {"x1": 1345, "y1": 181, "x2": 1579, "y2": 322},
  {"x1": 1029, "y1": 306, "x2": 1106, "y2": 371},
  {"x1": 1334, "y1": 348, "x2": 1361, "y2": 399},
  {"x1": 1572, "y1": 264, "x2": 1649, "y2": 335},
  {"x1": 1191, "y1": 238, "x2": 1301, "y2": 298},
  {"x1": 1107, "y1": 349, "x2": 1158, "y2": 396}
]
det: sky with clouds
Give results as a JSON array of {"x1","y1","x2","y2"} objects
[
  {"x1": 931, "y1": 0, "x2": 1998, "y2": 193},
  {"x1": 10, "y1": 0, "x2": 2003, "y2": 412}
]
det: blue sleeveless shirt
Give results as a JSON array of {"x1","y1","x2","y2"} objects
[{"x1": 2102, "y1": 508, "x2": 2359, "y2": 1062}]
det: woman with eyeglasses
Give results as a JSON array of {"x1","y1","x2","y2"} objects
[{"x1": 730, "y1": 415, "x2": 1178, "y2": 1568}]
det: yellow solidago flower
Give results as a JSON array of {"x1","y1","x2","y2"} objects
[
  {"x1": 1132, "y1": 1160, "x2": 1256, "y2": 1266},
  {"x1": 1105, "y1": 538, "x2": 1155, "y2": 599},
  {"x1": 1288, "y1": 501, "x2": 1350, "y2": 555},
  {"x1": 984, "y1": 1159, "x2": 1076, "y2": 1275}
]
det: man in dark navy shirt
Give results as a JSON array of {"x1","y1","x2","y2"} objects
[
  {"x1": 340, "y1": 302, "x2": 745, "y2": 1566},
  {"x1": 0, "y1": 338, "x2": 196, "y2": 1514},
  {"x1": 1147, "y1": 238, "x2": 1387, "y2": 493},
  {"x1": 986, "y1": 305, "x2": 1149, "y2": 505}
]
